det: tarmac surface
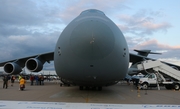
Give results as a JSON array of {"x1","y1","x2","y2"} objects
[{"x1": 0, "y1": 80, "x2": 180, "y2": 104}]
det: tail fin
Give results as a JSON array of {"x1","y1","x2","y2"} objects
[{"x1": 134, "y1": 49, "x2": 161, "y2": 57}]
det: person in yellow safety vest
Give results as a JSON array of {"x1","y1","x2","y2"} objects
[
  {"x1": 18, "y1": 75, "x2": 22, "y2": 81},
  {"x1": 19, "y1": 77, "x2": 26, "y2": 90}
]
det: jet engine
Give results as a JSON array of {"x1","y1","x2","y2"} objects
[
  {"x1": 25, "y1": 58, "x2": 44, "y2": 72},
  {"x1": 4, "y1": 62, "x2": 22, "y2": 74},
  {"x1": 128, "y1": 68, "x2": 140, "y2": 75}
]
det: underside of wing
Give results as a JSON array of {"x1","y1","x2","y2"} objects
[{"x1": 0, "y1": 52, "x2": 54, "y2": 75}]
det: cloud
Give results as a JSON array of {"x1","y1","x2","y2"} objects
[
  {"x1": 118, "y1": 9, "x2": 171, "y2": 36},
  {"x1": 0, "y1": 31, "x2": 59, "y2": 61},
  {"x1": 129, "y1": 39, "x2": 180, "y2": 64},
  {"x1": 0, "y1": 0, "x2": 63, "y2": 35},
  {"x1": 52, "y1": 0, "x2": 128, "y2": 24},
  {"x1": 0, "y1": 0, "x2": 179, "y2": 70},
  {"x1": 120, "y1": 8, "x2": 178, "y2": 65},
  {"x1": 0, "y1": 0, "x2": 42, "y2": 26},
  {"x1": 0, "y1": 0, "x2": 130, "y2": 71},
  {"x1": 0, "y1": 0, "x2": 62, "y2": 61},
  {"x1": 134, "y1": 39, "x2": 180, "y2": 50}
]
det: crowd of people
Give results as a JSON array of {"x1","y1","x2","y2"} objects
[
  {"x1": 2, "y1": 74, "x2": 46, "y2": 90},
  {"x1": 2, "y1": 75, "x2": 25, "y2": 90},
  {"x1": 29, "y1": 75, "x2": 44, "y2": 86}
]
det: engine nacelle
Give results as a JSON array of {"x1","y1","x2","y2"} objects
[
  {"x1": 128, "y1": 68, "x2": 139, "y2": 75},
  {"x1": 4, "y1": 62, "x2": 22, "y2": 74},
  {"x1": 26, "y1": 58, "x2": 43, "y2": 72}
]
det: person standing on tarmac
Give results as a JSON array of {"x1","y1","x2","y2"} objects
[
  {"x1": 3, "y1": 75, "x2": 8, "y2": 89},
  {"x1": 19, "y1": 77, "x2": 26, "y2": 90},
  {"x1": 35, "y1": 75, "x2": 39, "y2": 85},
  {"x1": 30, "y1": 75, "x2": 34, "y2": 85},
  {"x1": 11, "y1": 75, "x2": 15, "y2": 86}
]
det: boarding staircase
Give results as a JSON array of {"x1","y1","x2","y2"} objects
[{"x1": 137, "y1": 60, "x2": 180, "y2": 81}]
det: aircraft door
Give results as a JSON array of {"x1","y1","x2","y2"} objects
[{"x1": 148, "y1": 74, "x2": 157, "y2": 84}]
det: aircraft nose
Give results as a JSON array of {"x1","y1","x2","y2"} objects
[{"x1": 70, "y1": 20, "x2": 115, "y2": 60}]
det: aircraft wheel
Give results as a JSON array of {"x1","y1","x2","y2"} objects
[
  {"x1": 142, "y1": 83, "x2": 148, "y2": 90},
  {"x1": 79, "y1": 86, "x2": 83, "y2": 90},
  {"x1": 92, "y1": 87, "x2": 96, "y2": 90},
  {"x1": 174, "y1": 84, "x2": 180, "y2": 90},
  {"x1": 60, "y1": 83, "x2": 63, "y2": 87},
  {"x1": 85, "y1": 86, "x2": 90, "y2": 90},
  {"x1": 98, "y1": 87, "x2": 102, "y2": 91}
]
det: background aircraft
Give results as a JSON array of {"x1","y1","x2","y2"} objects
[{"x1": 0, "y1": 9, "x2": 179, "y2": 90}]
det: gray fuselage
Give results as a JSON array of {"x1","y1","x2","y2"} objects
[{"x1": 54, "y1": 9, "x2": 129, "y2": 86}]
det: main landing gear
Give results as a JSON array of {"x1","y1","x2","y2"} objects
[
  {"x1": 79, "y1": 86, "x2": 102, "y2": 91},
  {"x1": 60, "y1": 83, "x2": 70, "y2": 87}
]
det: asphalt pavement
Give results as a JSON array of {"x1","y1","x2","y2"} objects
[{"x1": 0, "y1": 80, "x2": 180, "y2": 104}]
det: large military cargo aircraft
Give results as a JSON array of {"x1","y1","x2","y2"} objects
[{"x1": 0, "y1": 9, "x2": 179, "y2": 90}]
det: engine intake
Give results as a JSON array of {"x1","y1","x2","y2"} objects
[
  {"x1": 26, "y1": 58, "x2": 43, "y2": 72},
  {"x1": 4, "y1": 62, "x2": 22, "y2": 74},
  {"x1": 128, "y1": 68, "x2": 139, "y2": 75}
]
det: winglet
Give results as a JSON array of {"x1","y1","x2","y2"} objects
[{"x1": 134, "y1": 49, "x2": 162, "y2": 57}]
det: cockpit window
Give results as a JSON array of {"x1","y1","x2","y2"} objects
[{"x1": 80, "y1": 9, "x2": 105, "y2": 15}]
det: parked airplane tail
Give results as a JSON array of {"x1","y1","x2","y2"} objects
[{"x1": 134, "y1": 49, "x2": 161, "y2": 57}]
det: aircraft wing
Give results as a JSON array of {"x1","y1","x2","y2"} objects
[
  {"x1": 0, "y1": 52, "x2": 54, "y2": 67},
  {"x1": 129, "y1": 53, "x2": 153, "y2": 64},
  {"x1": 129, "y1": 53, "x2": 180, "y2": 70},
  {"x1": 0, "y1": 52, "x2": 54, "y2": 74},
  {"x1": 129, "y1": 49, "x2": 161, "y2": 64}
]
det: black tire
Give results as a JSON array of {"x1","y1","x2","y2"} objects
[
  {"x1": 98, "y1": 87, "x2": 102, "y2": 91},
  {"x1": 165, "y1": 84, "x2": 173, "y2": 90},
  {"x1": 79, "y1": 86, "x2": 83, "y2": 90},
  {"x1": 174, "y1": 84, "x2": 180, "y2": 90},
  {"x1": 142, "y1": 83, "x2": 148, "y2": 90}
]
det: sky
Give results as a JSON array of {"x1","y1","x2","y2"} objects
[{"x1": 0, "y1": 0, "x2": 180, "y2": 73}]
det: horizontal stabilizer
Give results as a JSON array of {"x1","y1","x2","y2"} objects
[{"x1": 134, "y1": 49, "x2": 161, "y2": 57}]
